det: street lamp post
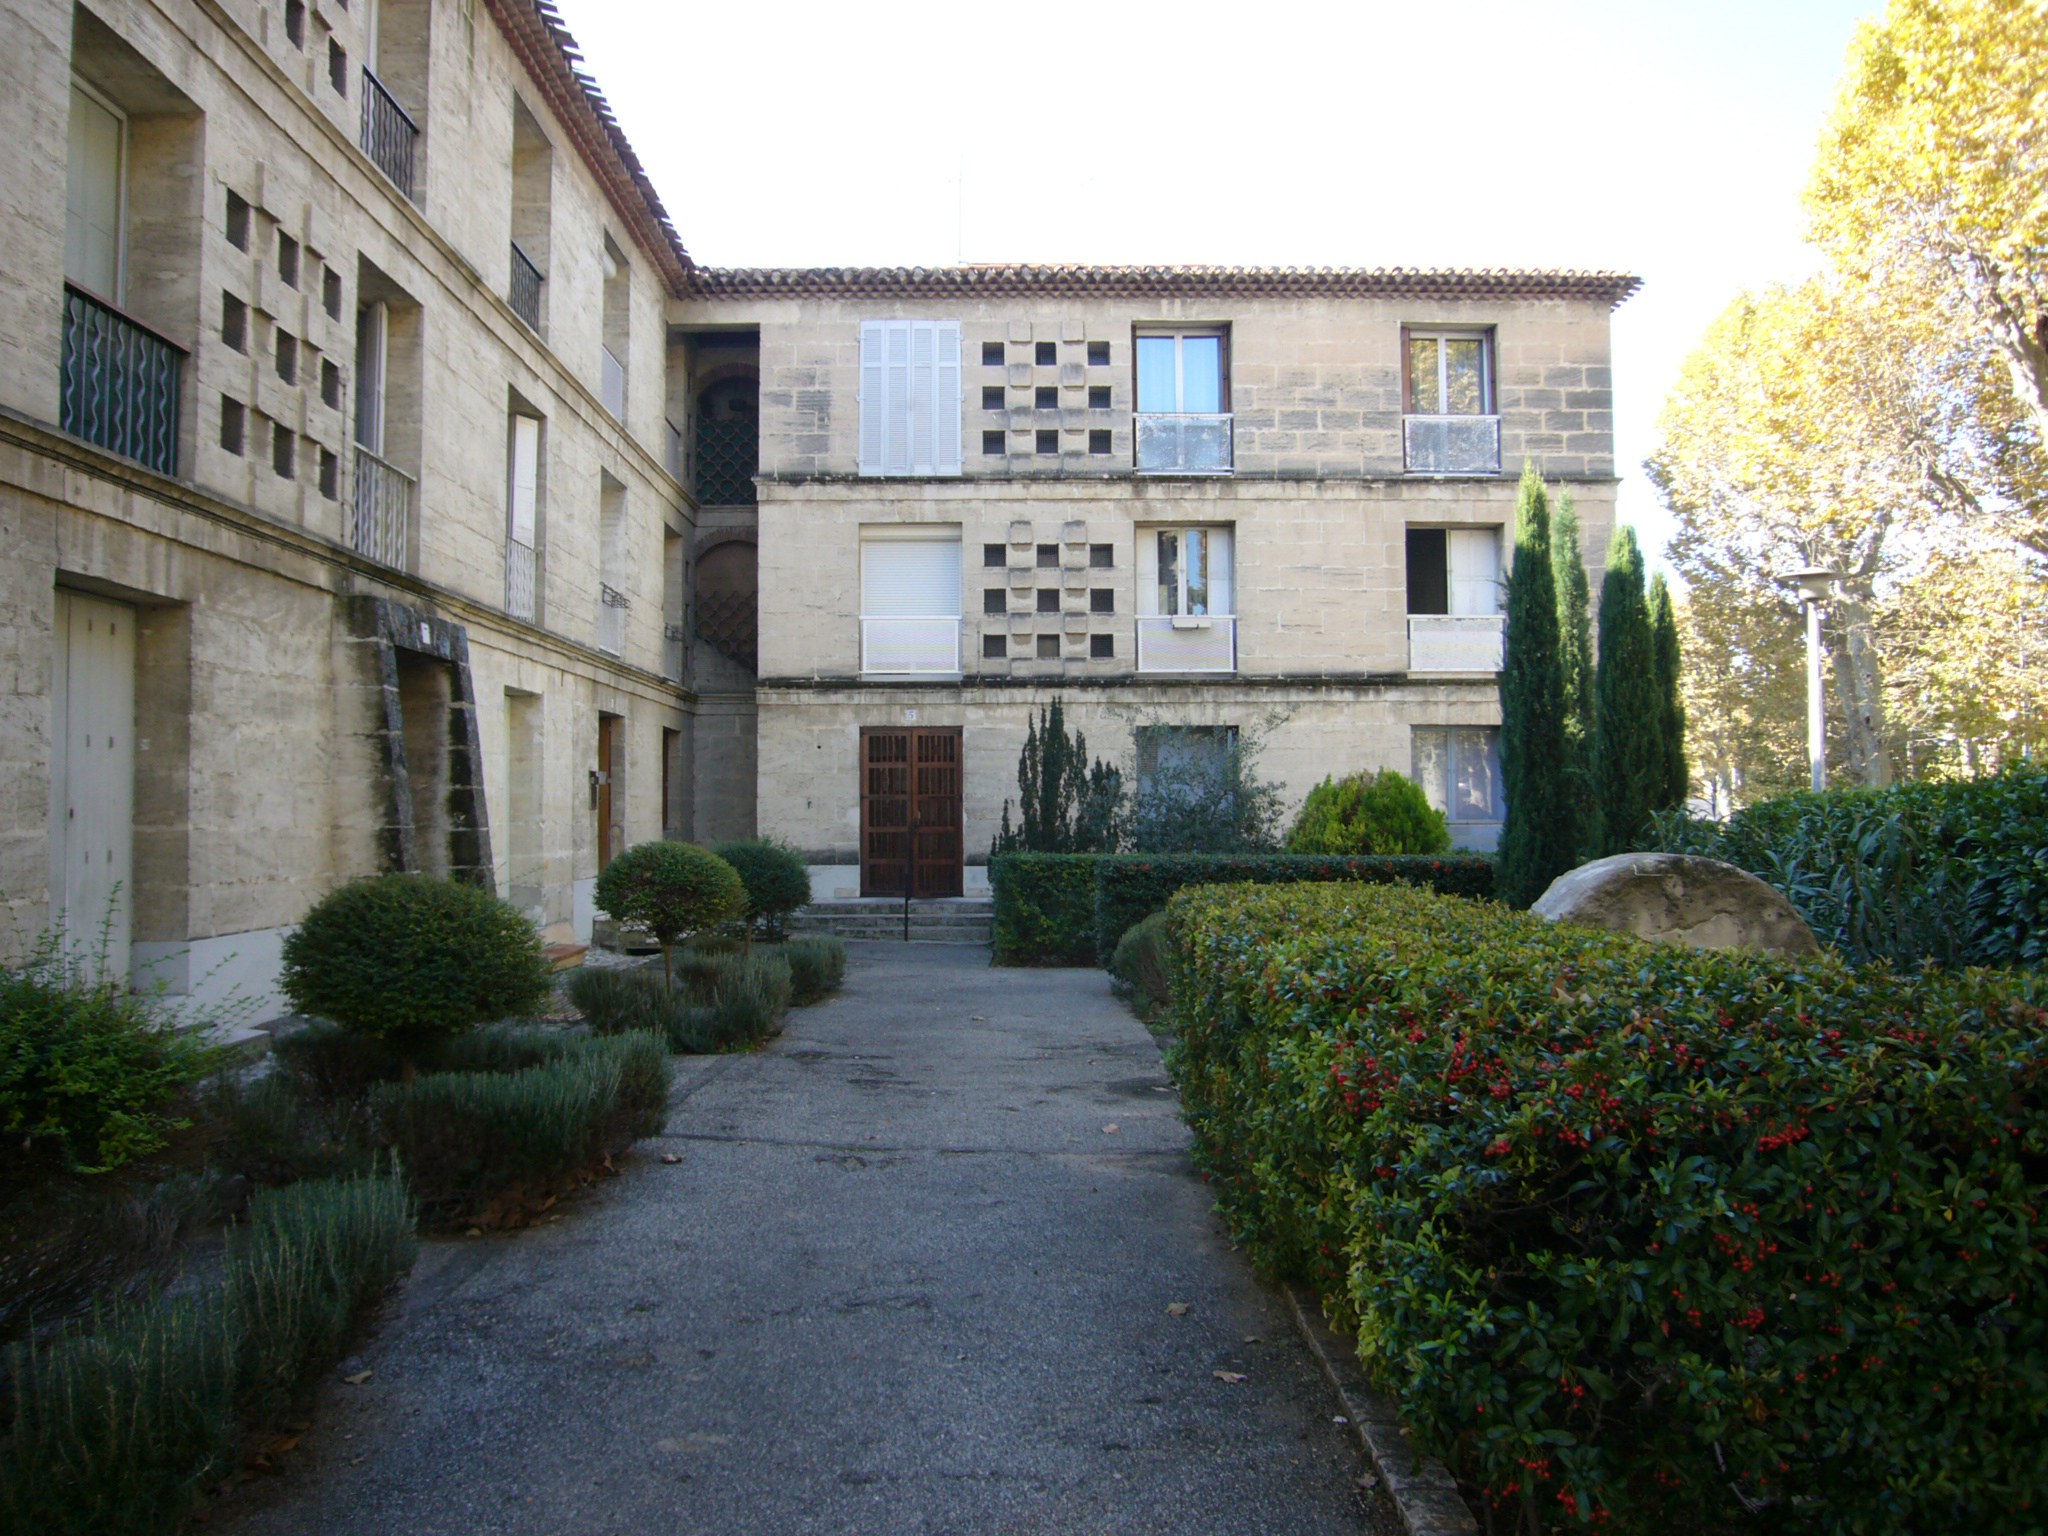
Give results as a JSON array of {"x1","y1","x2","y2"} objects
[{"x1": 1787, "y1": 568, "x2": 1841, "y2": 794}]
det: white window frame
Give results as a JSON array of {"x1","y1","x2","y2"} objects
[
  {"x1": 1134, "y1": 331, "x2": 1228, "y2": 414},
  {"x1": 1137, "y1": 525, "x2": 1235, "y2": 619},
  {"x1": 65, "y1": 77, "x2": 128, "y2": 305},
  {"x1": 1412, "y1": 725, "x2": 1504, "y2": 825},
  {"x1": 859, "y1": 321, "x2": 962, "y2": 477},
  {"x1": 1405, "y1": 328, "x2": 1495, "y2": 417}
]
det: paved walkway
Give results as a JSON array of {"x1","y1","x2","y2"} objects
[{"x1": 225, "y1": 944, "x2": 1388, "y2": 1536}]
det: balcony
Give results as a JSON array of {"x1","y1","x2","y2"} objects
[
  {"x1": 508, "y1": 241, "x2": 543, "y2": 331},
  {"x1": 359, "y1": 68, "x2": 418, "y2": 199},
  {"x1": 1135, "y1": 615, "x2": 1236, "y2": 673},
  {"x1": 1408, "y1": 614, "x2": 1504, "y2": 672},
  {"x1": 350, "y1": 447, "x2": 414, "y2": 568},
  {"x1": 505, "y1": 537, "x2": 537, "y2": 621},
  {"x1": 861, "y1": 617, "x2": 960, "y2": 676},
  {"x1": 598, "y1": 583, "x2": 628, "y2": 656},
  {"x1": 600, "y1": 346, "x2": 625, "y2": 418},
  {"x1": 1404, "y1": 414, "x2": 1501, "y2": 475},
  {"x1": 59, "y1": 285, "x2": 183, "y2": 477},
  {"x1": 1135, "y1": 413, "x2": 1232, "y2": 474}
]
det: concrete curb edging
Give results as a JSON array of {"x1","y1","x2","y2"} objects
[{"x1": 1283, "y1": 1283, "x2": 1479, "y2": 1536}]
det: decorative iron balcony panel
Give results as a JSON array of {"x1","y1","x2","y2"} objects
[
  {"x1": 1407, "y1": 614, "x2": 1504, "y2": 672},
  {"x1": 59, "y1": 285, "x2": 183, "y2": 477},
  {"x1": 1134, "y1": 413, "x2": 1232, "y2": 474},
  {"x1": 508, "y1": 242, "x2": 543, "y2": 331},
  {"x1": 693, "y1": 415, "x2": 758, "y2": 505},
  {"x1": 505, "y1": 537, "x2": 537, "y2": 621},
  {"x1": 359, "y1": 68, "x2": 418, "y2": 199},
  {"x1": 350, "y1": 447, "x2": 414, "y2": 568},
  {"x1": 1403, "y1": 414, "x2": 1501, "y2": 474},
  {"x1": 695, "y1": 591, "x2": 757, "y2": 673},
  {"x1": 1135, "y1": 615, "x2": 1236, "y2": 673},
  {"x1": 861, "y1": 617, "x2": 959, "y2": 675}
]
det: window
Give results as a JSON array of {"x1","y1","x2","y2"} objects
[
  {"x1": 220, "y1": 396, "x2": 245, "y2": 455},
  {"x1": 1036, "y1": 589, "x2": 1059, "y2": 614},
  {"x1": 278, "y1": 232, "x2": 300, "y2": 288},
  {"x1": 983, "y1": 543, "x2": 1006, "y2": 568},
  {"x1": 1135, "y1": 332, "x2": 1225, "y2": 414},
  {"x1": 1089, "y1": 633, "x2": 1114, "y2": 658},
  {"x1": 272, "y1": 422, "x2": 295, "y2": 478},
  {"x1": 1088, "y1": 429, "x2": 1112, "y2": 455},
  {"x1": 1036, "y1": 635, "x2": 1060, "y2": 659},
  {"x1": 222, "y1": 292, "x2": 247, "y2": 352},
  {"x1": 1034, "y1": 385, "x2": 1057, "y2": 409},
  {"x1": 981, "y1": 385, "x2": 1005, "y2": 410},
  {"x1": 1412, "y1": 727, "x2": 1504, "y2": 833},
  {"x1": 983, "y1": 633, "x2": 1008, "y2": 659},
  {"x1": 275, "y1": 330, "x2": 298, "y2": 384},
  {"x1": 1088, "y1": 385, "x2": 1111, "y2": 410},
  {"x1": 1139, "y1": 527, "x2": 1233, "y2": 616},
  {"x1": 1035, "y1": 341, "x2": 1056, "y2": 366},
  {"x1": 328, "y1": 38, "x2": 347, "y2": 95},
  {"x1": 1035, "y1": 429, "x2": 1058, "y2": 455},
  {"x1": 597, "y1": 473, "x2": 627, "y2": 654},
  {"x1": 1089, "y1": 543, "x2": 1113, "y2": 568},
  {"x1": 65, "y1": 80, "x2": 125, "y2": 303},
  {"x1": 981, "y1": 429, "x2": 1005, "y2": 456},
  {"x1": 226, "y1": 189, "x2": 251, "y2": 251},
  {"x1": 1036, "y1": 544, "x2": 1058, "y2": 568},
  {"x1": 506, "y1": 413, "x2": 541, "y2": 620},
  {"x1": 321, "y1": 358, "x2": 342, "y2": 409},
  {"x1": 1405, "y1": 331, "x2": 1492, "y2": 416},
  {"x1": 285, "y1": 0, "x2": 306, "y2": 46},
  {"x1": 323, "y1": 267, "x2": 342, "y2": 318},
  {"x1": 981, "y1": 340, "x2": 1004, "y2": 366},
  {"x1": 354, "y1": 301, "x2": 387, "y2": 453},
  {"x1": 860, "y1": 528, "x2": 962, "y2": 674},
  {"x1": 858, "y1": 320, "x2": 963, "y2": 476},
  {"x1": 1090, "y1": 588, "x2": 1114, "y2": 613},
  {"x1": 1405, "y1": 528, "x2": 1500, "y2": 615},
  {"x1": 983, "y1": 588, "x2": 1006, "y2": 614},
  {"x1": 600, "y1": 238, "x2": 629, "y2": 418},
  {"x1": 319, "y1": 446, "x2": 338, "y2": 498},
  {"x1": 1136, "y1": 725, "x2": 1234, "y2": 797},
  {"x1": 1087, "y1": 340, "x2": 1110, "y2": 366}
]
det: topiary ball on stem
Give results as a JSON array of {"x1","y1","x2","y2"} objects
[
  {"x1": 594, "y1": 842, "x2": 748, "y2": 986},
  {"x1": 711, "y1": 838, "x2": 812, "y2": 941},
  {"x1": 280, "y1": 875, "x2": 553, "y2": 1070}
]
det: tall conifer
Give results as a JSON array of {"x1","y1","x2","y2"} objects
[
  {"x1": 1497, "y1": 465, "x2": 1578, "y2": 907},
  {"x1": 1648, "y1": 572, "x2": 1689, "y2": 815},
  {"x1": 1594, "y1": 525, "x2": 1660, "y2": 851},
  {"x1": 1551, "y1": 493, "x2": 1601, "y2": 860}
]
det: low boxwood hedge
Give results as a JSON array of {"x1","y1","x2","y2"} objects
[
  {"x1": 990, "y1": 853, "x2": 1103, "y2": 965},
  {"x1": 1094, "y1": 852, "x2": 1494, "y2": 965},
  {"x1": 1167, "y1": 880, "x2": 2047, "y2": 1534}
]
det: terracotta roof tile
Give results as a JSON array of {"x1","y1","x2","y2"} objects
[{"x1": 684, "y1": 264, "x2": 1643, "y2": 306}]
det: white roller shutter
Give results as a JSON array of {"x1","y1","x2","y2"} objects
[
  {"x1": 66, "y1": 82, "x2": 124, "y2": 301},
  {"x1": 1448, "y1": 528, "x2": 1500, "y2": 615},
  {"x1": 859, "y1": 321, "x2": 961, "y2": 476},
  {"x1": 861, "y1": 533, "x2": 961, "y2": 617},
  {"x1": 508, "y1": 415, "x2": 540, "y2": 544}
]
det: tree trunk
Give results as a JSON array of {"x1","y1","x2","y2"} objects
[{"x1": 1827, "y1": 594, "x2": 1893, "y2": 788}]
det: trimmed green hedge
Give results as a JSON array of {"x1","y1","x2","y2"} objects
[
  {"x1": 1167, "y1": 880, "x2": 2048, "y2": 1534},
  {"x1": 1093, "y1": 853, "x2": 1494, "y2": 965},
  {"x1": 990, "y1": 853, "x2": 1103, "y2": 965}
]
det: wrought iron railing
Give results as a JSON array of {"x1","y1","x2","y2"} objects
[
  {"x1": 600, "y1": 346, "x2": 625, "y2": 418},
  {"x1": 351, "y1": 446, "x2": 414, "y2": 568},
  {"x1": 598, "y1": 582, "x2": 628, "y2": 656},
  {"x1": 1403, "y1": 414, "x2": 1501, "y2": 474},
  {"x1": 505, "y1": 537, "x2": 537, "y2": 621},
  {"x1": 508, "y1": 242, "x2": 543, "y2": 331},
  {"x1": 1134, "y1": 413, "x2": 1233, "y2": 474},
  {"x1": 861, "y1": 617, "x2": 960, "y2": 675},
  {"x1": 695, "y1": 590, "x2": 757, "y2": 672},
  {"x1": 693, "y1": 414, "x2": 758, "y2": 505},
  {"x1": 359, "y1": 67, "x2": 418, "y2": 199},
  {"x1": 59, "y1": 285, "x2": 183, "y2": 477},
  {"x1": 1135, "y1": 615, "x2": 1236, "y2": 673},
  {"x1": 1407, "y1": 614, "x2": 1504, "y2": 672}
]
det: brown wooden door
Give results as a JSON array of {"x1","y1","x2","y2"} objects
[
  {"x1": 860, "y1": 727, "x2": 963, "y2": 898},
  {"x1": 597, "y1": 713, "x2": 620, "y2": 867}
]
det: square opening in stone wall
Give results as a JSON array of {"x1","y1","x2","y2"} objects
[
  {"x1": 982, "y1": 430, "x2": 1006, "y2": 456},
  {"x1": 225, "y1": 189, "x2": 250, "y2": 251},
  {"x1": 1088, "y1": 429, "x2": 1111, "y2": 455},
  {"x1": 1088, "y1": 385, "x2": 1111, "y2": 410},
  {"x1": 1036, "y1": 429, "x2": 1059, "y2": 455},
  {"x1": 322, "y1": 358, "x2": 342, "y2": 409},
  {"x1": 1089, "y1": 543, "x2": 1113, "y2": 568},
  {"x1": 319, "y1": 447, "x2": 338, "y2": 499},
  {"x1": 1035, "y1": 341, "x2": 1057, "y2": 366},
  {"x1": 285, "y1": 0, "x2": 305, "y2": 47},
  {"x1": 1090, "y1": 588, "x2": 1114, "y2": 613},
  {"x1": 1090, "y1": 633, "x2": 1114, "y2": 659},
  {"x1": 219, "y1": 396, "x2": 244, "y2": 456},
  {"x1": 275, "y1": 330, "x2": 297, "y2": 384},
  {"x1": 982, "y1": 341, "x2": 1005, "y2": 366},
  {"x1": 1036, "y1": 634, "x2": 1060, "y2": 660},
  {"x1": 222, "y1": 292, "x2": 247, "y2": 352},
  {"x1": 1036, "y1": 589, "x2": 1059, "y2": 613},
  {"x1": 328, "y1": 38, "x2": 346, "y2": 95},
  {"x1": 1036, "y1": 543, "x2": 1058, "y2": 568},
  {"x1": 983, "y1": 588, "x2": 1007, "y2": 614},
  {"x1": 272, "y1": 422, "x2": 295, "y2": 479},
  {"x1": 983, "y1": 633, "x2": 1008, "y2": 659},
  {"x1": 1035, "y1": 385, "x2": 1058, "y2": 410},
  {"x1": 278, "y1": 232, "x2": 300, "y2": 288},
  {"x1": 982, "y1": 385, "x2": 1005, "y2": 410},
  {"x1": 983, "y1": 542, "x2": 1006, "y2": 568},
  {"x1": 324, "y1": 267, "x2": 343, "y2": 318},
  {"x1": 1088, "y1": 341, "x2": 1110, "y2": 366}
]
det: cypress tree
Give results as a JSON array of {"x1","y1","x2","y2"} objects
[
  {"x1": 1551, "y1": 492, "x2": 1601, "y2": 860},
  {"x1": 1648, "y1": 572, "x2": 1689, "y2": 815},
  {"x1": 1593, "y1": 525, "x2": 1660, "y2": 851},
  {"x1": 1496, "y1": 464, "x2": 1578, "y2": 908}
]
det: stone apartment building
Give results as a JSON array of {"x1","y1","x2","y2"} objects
[
  {"x1": 2, "y1": 0, "x2": 1638, "y2": 1018},
  {"x1": 666, "y1": 267, "x2": 1638, "y2": 900}
]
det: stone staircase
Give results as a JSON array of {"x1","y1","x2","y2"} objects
[{"x1": 784, "y1": 897, "x2": 994, "y2": 945}]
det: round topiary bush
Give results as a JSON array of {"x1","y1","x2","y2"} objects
[
  {"x1": 711, "y1": 838, "x2": 812, "y2": 939},
  {"x1": 280, "y1": 876, "x2": 553, "y2": 1048},
  {"x1": 1285, "y1": 770, "x2": 1450, "y2": 856},
  {"x1": 594, "y1": 842, "x2": 747, "y2": 983}
]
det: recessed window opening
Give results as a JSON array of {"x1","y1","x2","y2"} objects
[
  {"x1": 285, "y1": 0, "x2": 306, "y2": 47},
  {"x1": 323, "y1": 267, "x2": 342, "y2": 317},
  {"x1": 225, "y1": 189, "x2": 251, "y2": 250},
  {"x1": 983, "y1": 589, "x2": 1006, "y2": 614},
  {"x1": 319, "y1": 446, "x2": 338, "y2": 498},
  {"x1": 1088, "y1": 385, "x2": 1111, "y2": 410},
  {"x1": 1413, "y1": 726, "x2": 1503, "y2": 824},
  {"x1": 1135, "y1": 332, "x2": 1225, "y2": 413},
  {"x1": 1405, "y1": 527, "x2": 1501, "y2": 616},
  {"x1": 272, "y1": 422, "x2": 295, "y2": 478},
  {"x1": 1087, "y1": 341, "x2": 1110, "y2": 366},
  {"x1": 1036, "y1": 635, "x2": 1059, "y2": 659},
  {"x1": 275, "y1": 330, "x2": 297, "y2": 384},
  {"x1": 981, "y1": 430, "x2": 1005, "y2": 456},
  {"x1": 1089, "y1": 544, "x2": 1113, "y2": 568},
  {"x1": 981, "y1": 385, "x2": 1005, "y2": 410},
  {"x1": 1035, "y1": 385, "x2": 1057, "y2": 409},
  {"x1": 1035, "y1": 429, "x2": 1058, "y2": 455},
  {"x1": 1034, "y1": 341, "x2": 1056, "y2": 366},
  {"x1": 219, "y1": 396, "x2": 245, "y2": 455},
  {"x1": 221, "y1": 292, "x2": 247, "y2": 352},
  {"x1": 1090, "y1": 589, "x2": 1114, "y2": 613},
  {"x1": 981, "y1": 341, "x2": 1005, "y2": 366},
  {"x1": 1036, "y1": 589, "x2": 1059, "y2": 613},
  {"x1": 278, "y1": 232, "x2": 300, "y2": 287},
  {"x1": 1036, "y1": 544, "x2": 1058, "y2": 568},
  {"x1": 327, "y1": 38, "x2": 346, "y2": 94},
  {"x1": 983, "y1": 543, "x2": 1006, "y2": 568},
  {"x1": 1406, "y1": 331, "x2": 1493, "y2": 416},
  {"x1": 321, "y1": 358, "x2": 342, "y2": 408},
  {"x1": 1145, "y1": 526, "x2": 1234, "y2": 617},
  {"x1": 65, "y1": 78, "x2": 127, "y2": 304},
  {"x1": 1090, "y1": 633, "x2": 1114, "y2": 658},
  {"x1": 1088, "y1": 429, "x2": 1111, "y2": 454},
  {"x1": 983, "y1": 634, "x2": 1007, "y2": 659}
]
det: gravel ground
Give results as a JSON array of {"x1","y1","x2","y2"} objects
[{"x1": 220, "y1": 942, "x2": 1399, "y2": 1536}]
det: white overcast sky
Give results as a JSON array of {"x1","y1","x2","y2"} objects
[{"x1": 560, "y1": 0, "x2": 1877, "y2": 571}]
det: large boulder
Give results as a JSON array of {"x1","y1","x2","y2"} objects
[{"x1": 1530, "y1": 853, "x2": 1819, "y2": 955}]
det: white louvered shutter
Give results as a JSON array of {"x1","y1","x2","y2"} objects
[
  {"x1": 1448, "y1": 528, "x2": 1500, "y2": 615},
  {"x1": 509, "y1": 416, "x2": 539, "y2": 544},
  {"x1": 861, "y1": 535, "x2": 962, "y2": 617},
  {"x1": 860, "y1": 321, "x2": 961, "y2": 476}
]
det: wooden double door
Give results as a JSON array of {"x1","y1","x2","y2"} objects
[{"x1": 860, "y1": 727, "x2": 963, "y2": 898}]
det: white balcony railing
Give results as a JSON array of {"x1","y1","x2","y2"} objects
[
  {"x1": 1135, "y1": 615, "x2": 1237, "y2": 673},
  {"x1": 600, "y1": 346, "x2": 625, "y2": 418},
  {"x1": 1404, "y1": 414, "x2": 1501, "y2": 474},
  {"x1": 505, "y1": 538, "x2": 537, "y2": 621},
  {"x1": 1408, "y1": 614, "x2": 1505, "y2": 672},
  {"x1": 861, "y1": 617, "x2": 960, "y2": 675},
  {"x1": 1135, "y1": 413, "x2": 1233, "y2": 474},
  {"x1": 350, "y1": 446, "x2": 414, "y2": 568}
]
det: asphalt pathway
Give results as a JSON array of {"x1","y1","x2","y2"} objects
[{"x1": 224, "y1": 942, "x2": 1390, "y2": 1536}]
